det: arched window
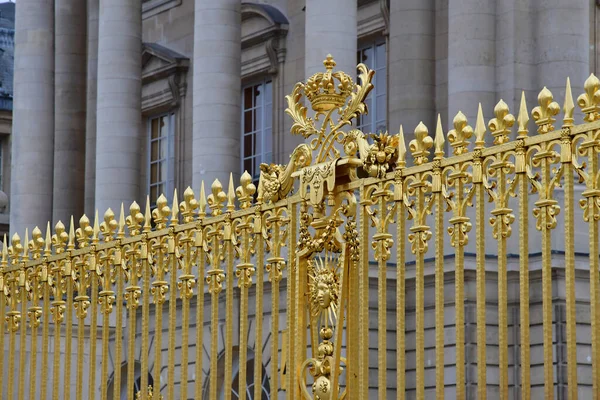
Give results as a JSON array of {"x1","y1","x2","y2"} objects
[{"x1": 231, "y1": 357, "x2": 271, "y2": 400}]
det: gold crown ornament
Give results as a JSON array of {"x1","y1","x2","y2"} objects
[{"x1": 305, "y1": 55, "x2": 355, "y2": 112}]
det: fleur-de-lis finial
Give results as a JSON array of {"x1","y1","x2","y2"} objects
[
  {"x1": 126, "y1": 201, "x2": 144, "y2": 236},
  {"x1": 577, "y1": 73, "x2": 600, "y2": 122},
  {"x1": 488, "y1": 99, "x2": 515, "y2": 145},
  {"x1": 180, "y1": 186, "x2": 198, "y2": 223},
  {"x1": 9, "y1": 232, "x2": 23, "y2": 265},
  {"x1": 517, "y1": 91, "x2": 529, "y2": 138},
  {"x1": 75, "y1": 215, "x2": 93, "y2": 248},
  {"x1": 100, "y1": 208, "x2": 118, "y2": 241},
  {"x1": 207, "y1": 179, "x2": 227, "y2": 216},
  {"x1": 409, "y1": 122, "x2": 433, "y2": 165},
  {"x1": 532, "y1": 86, "x2": 560, "y2": 134},
  {"x1": 563, "y1": 77, "x2": 575, "y2": 128},
  {"x1": 52, "y1": 221, "x2": 69, "y2": 254},
  {"x1": 434, "y1": 114, "x2": 445, "y2": 160},
  {"x1": 474, "y1": 103, "x2": 486, "y2": 150},
  {"x1": 396, "y1": 125, "x2": 406, "y2": 169},
  {"x1": 29, "y1": 226, "x2": 44, "y2": 260},
  {"x1": 152, "y1": 194, "x2": 171, "y2": 230},
  {"x1": 447, "y1": 111, "x2": 473, "y2": 155},
  {"x1": 236, "y1": 171, "x2": 256, "y2": 209}
]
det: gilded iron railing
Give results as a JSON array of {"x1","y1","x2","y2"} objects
[{"x1": 1, "y1": 55, "x2": 600, "y2": 400}]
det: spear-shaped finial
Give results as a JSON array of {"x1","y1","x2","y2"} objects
[
  {"x1": 563, "y1": 77, "x2": 574, "y2": 128},
  {"x1": 23, "y1": 228, "x2": 29, "y2": 260},
  {"x1": 171, "y1": 189, "x2": 179, "y2": 226},
  {"x1": 395, "y1": 125, "x2": 406, "y2": 169},
  {"x1": 227, "y1": 173, "x2": 236, "y2": 212},
  {"x1": 434, "y1": 114, "x2": 445, "y2": 160},
  {"x1": 474, "y1": 103, "x2": 486, "y2": 149},
  {"x1": 1, "y1": 234, "x2": 7, "y2": 267},
  {"x1": 68, "y1": 215, "x2": 76, "y2": 250},
  {"x1": 44, "y1": 222, "x2": 52, "y2": 257},
  {"x1": 143, "y1": 196, "x2": 152, "y2": 233},
  {"x1": 199, "y1": 181, "x2": 207, "y2": 219},
  {"x1": 118, "y1": 203, "x2": 126, "y2": 239},
  {"x1": 517, "y1": 91, "x2": 529, "y2": 137},
  {"x1": 92, "y1": 210, "x2": 100, "y2": 244}
]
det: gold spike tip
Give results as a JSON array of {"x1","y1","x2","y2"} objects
[
  {"x1": 517, "y1": 91, "x2": 529, "y2": 137},
  {"x1": 227, "y1": 173, "x2": 236, "y2": 211},
  {"x1": 1, "y1": 234, "x2": 7, "y2": 262},
  {"x1": 44, "y1": 222, "x2": 52, "y2": 253},
  {"x1": 199, "y1": 181, "x2": 207, "y2": 217},
  {"x1": 143, "y1": 196, "x2": 152, "y2": 232},
  {"x1": 434, "y1": 114, "x2": 445, "y2": 160},
  {"x1": 171, "y1": 189, "x2": 179, "y2": 223},
  {"x1": 409, "y1": 122, "x2": 433, "y2": 165},
  {"x1": 93, "y1": 210, "x2": 100, "y2": 239},
  {"x1": 68, "y1": 216, "x2": 76, "y2": 248},
  {"x1": 396, "y1": 125, "x2": 406, "y2": 168},
  {"x1": 118, "y1": 203, "x2": 126, "y2": 231},
  {"x1": 563, "y1": 77, "x2": 575, "y2": 128},
  {"x1": 474, "y1": 103, "x2": 486, "y2": 149},
  {"x1": 23, "y1": 228, "x2": 29, "y2": 258}
]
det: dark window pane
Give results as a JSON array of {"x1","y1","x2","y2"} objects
[
  {"x1": 243, "y1": 158, "x2": 253, "y2": 176},
  {"x1": 243, "y1": 134, "x2": 253, "y2": 158},
  {"x1": 244, "y1": 111, "x2": 253, "y2": 134},
  {"x1": 244, "y1": 86, "x2": 253, "y2": 109},
  {"x1": 151, "y1": 140, "x2": 159, "y2": 161}
]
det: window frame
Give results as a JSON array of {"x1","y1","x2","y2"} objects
[
  {"x1": 241, "y1": 78, "x2": 273, "y2": 182},
  {"x1": 147, "y1": 112, "x2": 175, "y2": 204},
  {"x1": 357, "y1": 39, "x2": 387, "y2": 135}
]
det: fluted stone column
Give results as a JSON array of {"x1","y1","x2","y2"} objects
[
  {"x1": 448, "y1": 0, "x2": 496, "y2": 129},
  {"x1": 305, "y1": 0, "x2": 357, "y2": 79},
  {"x1": 192, "y1": 0, "x2": 241, "y2": 189},
  {"x1": 53, "y1": 0, "x2": 87, "y2": 225},
  {"x1": 95, "y1": 0, "x2": 142, "y2": 214},
  {"x1": 10, "y1": 0, "x2": 55, "y2": 235},
  {"x1": 85, "y1": 0, "x2": 99, "y2": 217},
  {"x1": 388, "y1": 0, "x2": 435, "y2": 139},
  {"x1": 537, "y1": 0, "x2": 589, "y2": 100}
]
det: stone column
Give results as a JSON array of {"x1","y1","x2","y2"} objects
[
  {"x1": 10, "y1": 0, "x2": 55, "y2": 235},
  {"x1": 95, "y1": 0, "x2": 142, "y2": 215},
  {"x1": 53, "y1": 0, "x2": 87, "y2": 224},
  {"x1": 448, "y1": 0, "x2": 496, "y2": 130},
  {"x1": 192, "y1": 0, "x2": 241, "y2": 189},
  {"x1": 388, "y1": 0, "x2": 436, "y2": 139},
  {"x1": 85, "y1": 0, "x2": 99, "y2": 217},
  {"x1": 537, "y1": 0, "x2": 589, "y2": 101},
  {"x1": 305, "y1": 0, "x2": 357, "y2": 79}
]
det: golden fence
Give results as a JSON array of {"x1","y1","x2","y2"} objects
[{"x1": 1, "y1": 55, "x2": 600, "y2": 400}]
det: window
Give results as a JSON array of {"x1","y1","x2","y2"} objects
[
  {"x1": 357, "y1": 41, "x2": 387, "y2": 134},
  {"x1": 242, "y1": 80, "x2": 273, "y2": 182},
  {"x1": 148, "y1": 113, "x2": 175, "y2": 203}
]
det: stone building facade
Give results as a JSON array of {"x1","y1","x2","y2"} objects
[{"x1": 3, "y1": 0, "x2": 600, "y2": 399}]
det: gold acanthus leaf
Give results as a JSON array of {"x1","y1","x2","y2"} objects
[{"x1": 285, "y1": 83, "x2": 317, "y2": 139}]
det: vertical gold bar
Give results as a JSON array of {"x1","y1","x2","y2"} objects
[
  {"x1": 475, "y1": 172, "x2": 487, "y2": 399},
  {"x1": 18, "y1": 269, "x2": 28, "y2": 400},
  {"x1": 194, "y1": 228, "x2": 207, "y2": 400},
  {"x1": 75, "y1": 259, "x2": 89, "y2": 400},
  {"x1": 89, "y1": 263, "x2": 99, "y2": 400},
  {"x1": 28, "y1": 269, "x2": 40, "y2": 399},
  {"x1": 564, "y1": 159, "x2": 577, "y2": 398},
  {"x1": 113, "y1": 250, "x2": 124, "y2": 400},
  {"x1": 100, "y1": 257, "x2": 112, "y2": 400},
  {"x1": 396, "y1": 183, "x2": 406, "y2": 399},
  {"x1": 518, "y1": 170, "x2": 530, "y2": 400},
  {"x1": 359, "y1": 189, "x2": 370, "y2": 399},
  {"x1": 52, "y1": 264, "x2": 65, "y2": 400},
  {"x1": 208, "y1": 225, "x2": 223, "y2": 400},
  {"x1": 0, "y1": 275, "x2": 5, "y2": 398},
  {"x1": 140, "y1": 238, "x2": 150, "y2": 399},
  {"x1": 496, "y1": 169, "x2": 509, "y2": 400},
  {"x1": 152, "y1": 242, "x2": 166, "y2": 400},
  {"x1": 237, "y1": 222, "x2": 251, "y2": 400},
  {"x1": 286, "y1": 203, "x2": 297, "y2": 400},
  {"x1": 179, "y1": 237, "x2": 192, "y2": 400},
  {"x1": 584, "y1": 138, "x2": 600, "y2": 399},
  {"x1": 435, "y1": 188, "x2": 445, "y2": 399},
  {"x1": 41, "y1": 272, "x2": 51, "y2": 400},
  {"x1": 7, "y1": 272, "x2": 18, "y2": 400},
  {"x1": 126, "y1": 249, "x2": 139, "y2": 400},
  {"x1": 376, "y1": 193, "x2": 388, "y2": 399},
  {"x1": 253, "y1": 215, "x2": 265, "y2": 400},
  {"x1": 64, "y1": 262, "x2": 74, "y2": 400},
  {"x1": 224, "y1": 225, "x2": 234, "y2": 400},
  {"x1": 540, "y1": 154, "x2": 554, "y2": 399},
  {"x1": 167, "y1": 235, "x2": 178, "y2": 400},
  {"x1": 413, "y1": 176, "x2": 427, "y2": 400}
]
